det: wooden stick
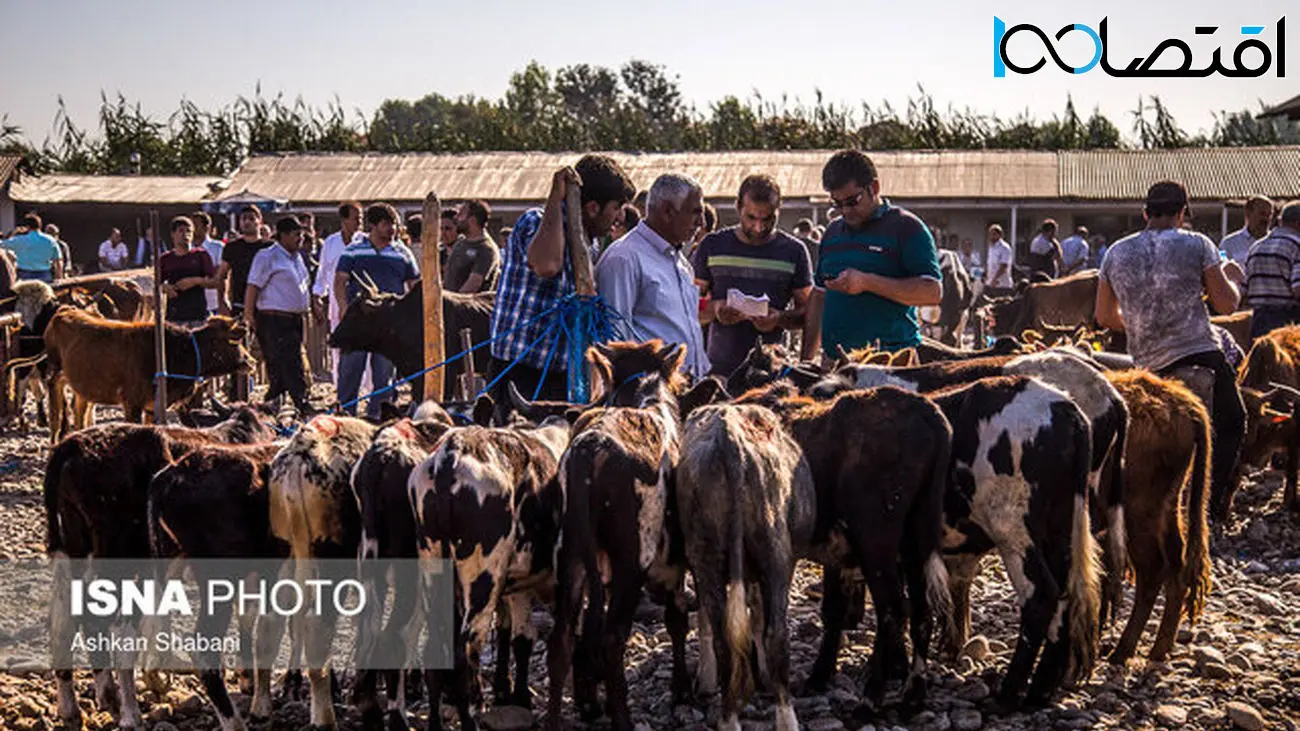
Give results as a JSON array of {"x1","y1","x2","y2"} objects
[
  {"x1": 564, "y1": 185, "x2": 595, "y2": 296},
  {"x1": 150, "y1": 210, "x2": 166, "y2": 424},
  {"x1": 421, "y1": 192, "x2": 445, "y2": 404}
]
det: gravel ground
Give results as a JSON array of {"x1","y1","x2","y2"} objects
[{"x1": 0, "y1": 394, "x2": 1297, "y2": 731}]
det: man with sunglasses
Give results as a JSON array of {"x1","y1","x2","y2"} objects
[{"x1": 801, "y1": 150, "x2": 941, "y2": 360}]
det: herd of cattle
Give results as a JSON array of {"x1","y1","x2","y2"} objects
[{"x1": 7, "y1": 270, "x2": 1300, "y2": 731}]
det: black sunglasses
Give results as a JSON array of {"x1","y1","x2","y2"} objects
[{"x1": 830, "y1": 190, "x2": 866, "y2": 209}]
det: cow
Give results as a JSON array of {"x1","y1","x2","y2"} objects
[
  {"x1": 6, "y1": 280, "x2": 62, "y2": 430},
  {"x1": 348, "y1": 402, "x2": 455, "y2": 731},
  {"x1": 1212, "y1": 310, "x2": 1253, "y2": 353},
  {"x1": 147, "y1": 439, "x2": 291, "y2": 731},
  {"x1": 675, "y1": 400, "x2": 813, "y2": 731},
  {"x1": 820, "y1": 348, "x2": 1130, "y2": 625},
  {"x1": 545, "y1": 340, "x2": 692, "y2": 731},
  {"x1": 982, "y1": 270, "x2": 1099, "y2": 338},
  {"x1": 914, "y1": 335, "x2": 1024, "y2": 364},
  {"x1": 731, "y1": 379, "x2": 953, "y2": 718},
  {"x1": 1103, "y1": 370, "x2": 1212, "y2": 664},
  {"x1": 935, "y1": 249, "x2": 974, "y2": 346},
  {"x1": 1236, "y1": 325, "x2": 1300, "y2": 514},
  {"x1": 327, "y1": 277, "x2": 494, "y2": 404},
  {"x1": 261, "y1": 414, "x2": 379, "y2": 731},
  {"x1": 813, "y1": 373, "x2": 1103, "y2": 710},
  {"x1": 45, "y1": 407, "x2": 275, "y2": 730},
  {"x1": 40, "y1": 306, "x2": 252, "y2": 442},
  {"x1": 723, "y1": 342, "x2": 826, "y2": 397},
  {"x1": 410, "y1": 409, "x2": 573, "y2": 730}
]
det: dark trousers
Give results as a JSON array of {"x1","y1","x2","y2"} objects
[
  {"x1": 1249, "y1": 303, "x2": 1300, "y2": 340},
  {"x1": 1157, "y1": 349, "x2": 1246, "y2": 520},
  {"x1": 255, "y1": 311, "x2": 309, "y2": 407},
  {"x1": 486, "y1": 356, "x2": 569, "y2": 424}
]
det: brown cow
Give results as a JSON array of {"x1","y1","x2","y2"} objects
[
  {"x1": 983, "y1": 270, "x2": 1098, "y2": 338},
  {"x1": 1236, "y1": 325, "x2": 1300, "y2": 514},
  {"x1": 41, "y1": 308, "x2": 251, "y2": 441},
  {"x1": 1104, "y1": 370, "x2": 1212, "y2": 664}
]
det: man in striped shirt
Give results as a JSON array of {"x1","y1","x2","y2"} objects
[
  {"x1": 692, "y1": 173, "x2": 813, "y2": 378},
  {"x1": 1245, "y1": 201, "x2": 1300, "y2": 339}
]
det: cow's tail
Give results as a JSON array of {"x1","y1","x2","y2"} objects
[
  {"x1": 1065, "y1": 417, "x2": 1103, "y2": 685},
  {"x1": 1182, "y1": 402, "x2": 1213, "y2": 623},
  {"x1": 42, "y1": 442, "x2": 68, "y2": 556},
  {"x1": 921, "y1": 413, "x2": 955, "y2": 644},
  {"x1": 565, "y1": 439, "x2": 607, "y2": 667},
  {"x1": 1101, "y1": 407, "x2": 1128, "y2": 627},
  {"x1": 720, "y1": 431, "x2": 753, "y2": 705}
]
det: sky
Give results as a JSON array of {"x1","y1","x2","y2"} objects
[{"x1": 1, "y1": 0, "x2": 1294, "y2": 147}]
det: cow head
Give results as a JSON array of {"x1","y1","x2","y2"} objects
[
  {"x1": 679, "y1": 376, "x2": 731, "y2": 419},
  {"x1": 190, "y1": 316, "x2": 252, "y2": 376},
  {"x1": 328, "y1": 285, "x2": 400, "y2": 353},
  {"x1": 725, "y1": 341, "x2": 824, "y2": 396},
  {"x1": 499, "y1": 382, "x2": 582, "y2": 426},
  {"x1": 589, "y1": 339, "x2": 687, "y2": 409},
  {"x1": 13, "y1": 280, "x2": 57, "y2": 331},
  {"x1": 1239, "y1": 384, "x2": 1300, "y2": 471}
]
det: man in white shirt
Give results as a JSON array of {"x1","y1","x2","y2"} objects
[
  {"x1": 1220, "y1": 195, "x2": 1274, "y2": 284},
  {"x1": 595, "y1": 172, "x2": 710, "y2": 380},
  {"x1": 189, "y1": 212, "x2": 226, "y2": 315},
  {"x1": 984, "y1": 223, "x2": 1015, "y2": 295},
  {"x1": 98, "y1": 228, "x2": 130, "y2": 272},
  {"x1": 1060, "y1": 225, "x2": 1090, "y2": 275},
  {"x1": 312, "y1": 200, "x2": 364, "y2": 383},
  {"x1": 1027, "y1": 219, "x2": 1063, "y2": 278}
]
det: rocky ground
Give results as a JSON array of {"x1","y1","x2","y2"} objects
[{"x1": 0, "y1": 393, "x2": 1297, "y2": 731}]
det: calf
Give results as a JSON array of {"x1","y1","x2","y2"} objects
[
  {"x1": 823, "y1": 348, "x2": 1129, "y2": 624},
  {"x1": 411, "y1": 412, "x2": 572, "y2": 730},
  {"x1": 263, "y1": 414, "x2": 378, "y2": 730},
  {"x1": 146, "y1": 440, "x2": 288, "y2": 731},
  {"x1": 1104, "y1": 370, "x2": 1212, "y2": 664},
  {"x1": 676, "y1": 402, "x2": 814, "y2": 731},
  {"x1": 41, "y1": 306, "x2": 251, "y2": 442},
  {"x1": 327, "y1": 279, "x2": 494, "y2": 403},
  {"x1": 816, "y1": 374, "x2": 1103, "y2": 709},
  {"x1": 733, "y1": 381, "x2": 952, "y2": 717},
  {"x1": 45, "y1": 408, "x2": 274, "y2": 729},
  {"x1": 6, "y1": 280, "x2": 60, "y2": 430},
  {"x1": 914, "y1": 335, "x2": 1024, "y2": 364},
  {"x1": 935, "y1": 249, "x2": 974, "y2": 346},
  {"x1": 350, "y1": 402, "x2": 455, "y2": 731},
  {"x1": 545, "y1": 340, "x2": 691, "y2": 731},
  {"x1": 1237, "y1": 325, "x2": 1300, "y2": 514},
  {"x1": 982, "y1": 270, "x2": 1098, "y2": 338}
]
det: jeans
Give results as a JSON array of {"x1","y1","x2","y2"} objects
[
  {"x1": 1157, "y1": 349, "x2": 1246, "y2": 520},
  {"x1": 255, "y1": 311, "x2": 309, "y2": 408},
  {"x1": 17, "y1": 268, "x2": 52, "y2": 283},
  {"x1": 337, "y1": 351, "x2": 395, "y2": 419}
]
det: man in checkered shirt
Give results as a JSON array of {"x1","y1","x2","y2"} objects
[{"x1": 488, "y1": 154, "x2": 636, "y2": 411}]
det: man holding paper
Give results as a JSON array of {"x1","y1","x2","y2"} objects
[{"x1": 693, "y1": 174, "x2": 814, "y2": 378}]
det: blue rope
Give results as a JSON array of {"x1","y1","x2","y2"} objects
[
  {"x1": 152, "y1": 331, "x2": 206, "y2": 384},
  {"x1": 0, "y1": 458, "x2": 20, "y2": 475},
  {"x1": 473, "y1": 316, "x2": 562, "y2": 403}
]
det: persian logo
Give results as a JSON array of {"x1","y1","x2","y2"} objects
[{"x1": 993, "y1": 17, "x2": 1285, "y2": 78}]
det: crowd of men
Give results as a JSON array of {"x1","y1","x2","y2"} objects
[{"x1": 5, "y1": 150, "x2": 1300, "y2": 434}]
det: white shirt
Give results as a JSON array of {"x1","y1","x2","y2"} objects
[
  {"x1": 1060, "y1": 235, "x2": 1089, "y2": 273},
  {"x1": 248, "y1": 243, "x2": 311, "y2": 313},
  {"x1": 312, "y1": 230, "x2": 362, "y2": 326},
  {"x1": 99, "y1": 239, "x2": 129, "y2": 270},
  {"x1": 594, "y1": 222, "x2": 710, "y2": 380},
  {"x1": 1220, "y1": 227, "x2": 1263, "y2": 265},
  {"x1": 1030, "y1": 233, "x2": 1057, "y2": 256},
  {"x1": 985, "y1": 239, "x2": 1014, "y2": 288},
  {"x1": 199, "y1": 238, "x2": 224, "y2": 311}
]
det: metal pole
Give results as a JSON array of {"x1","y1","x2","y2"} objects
[
  {"x1": 150, "y1": 209, "x2": 166, "y2": 424},
  {"x1": 1220, "y1": 203, "x2": 1229, "y2": 242},
  {"x1": 1009, "y1": 204, "x2": 1020, "y2": 262}
]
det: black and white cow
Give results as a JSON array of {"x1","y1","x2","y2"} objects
[
  {"x1": 815, "y1": 374, "x2": 1104, "y2": 710},
  {"x1": 545, "y1": 340, "x2": 692, "y2": 731},
  {"x1": 676, "y1": 402, "x2": 815, "y2": 731},
  {"x1": 409, "y1": 408, "x2": 572, "y2": 730},
  {"x1": 820, "y1": 348, "x2": 1129, "y2": 624},
  {"x1": 349, "y1": 401, "x2": 455, "y2": 731}
]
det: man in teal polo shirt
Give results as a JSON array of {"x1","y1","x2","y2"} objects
[{"x1": 802, "y1": 150, "x2": 941, "y2": 359}]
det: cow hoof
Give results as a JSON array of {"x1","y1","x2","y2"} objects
[
  {"x1": 982, "y1": 694, "x2": 1021, "y2": 718},
  {"x1": 1106, "y1": 648, "x2": 1133, "y2": 666},
  {"x1": 849, "y1": 700, "x2": 880, "y2": 725},
  {"x1": 901, "y1": 676, "x2": 928, "y2": 712},
  {"x1": 95, "y1": 682, "x2": 120, "y2": 715}
]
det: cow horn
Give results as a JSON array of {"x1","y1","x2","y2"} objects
[
  {"x1": 1266, "y1": 382, "x2": 1300, "y2": 401},
  {"x1": 506, "y1": 381, "x2": 536, "y2": 416}
]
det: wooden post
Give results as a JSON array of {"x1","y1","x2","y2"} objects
[
  {"x1": 421, "y1": 192, "x2": 445, "y2": 403},
  {"x1": 150, "y1": 209, "x2": 166, "y2": 424},
  {"x1": 564, "y1": 186, "x2": 596, "y2": 296},
  {"x1": 456, "y1": 327, "x2": 483, "y2": 402}
]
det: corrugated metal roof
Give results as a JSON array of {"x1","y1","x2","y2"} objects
[
  {"x1": 9, "y1": 174, "x2": 222, "y2": 204},
  {"x1": 220, "y1": 149, "x2": 1062, "y2": 205},
  {"x1": 1259, "y1": 94, "x2": 1300, "y2": 121},
  {"x1": 0, "y1": 155, "x2": 22, "y2": 185},
  {"x1": 1059, "y1": 146, "x2": 1300, "y2": 201}
]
